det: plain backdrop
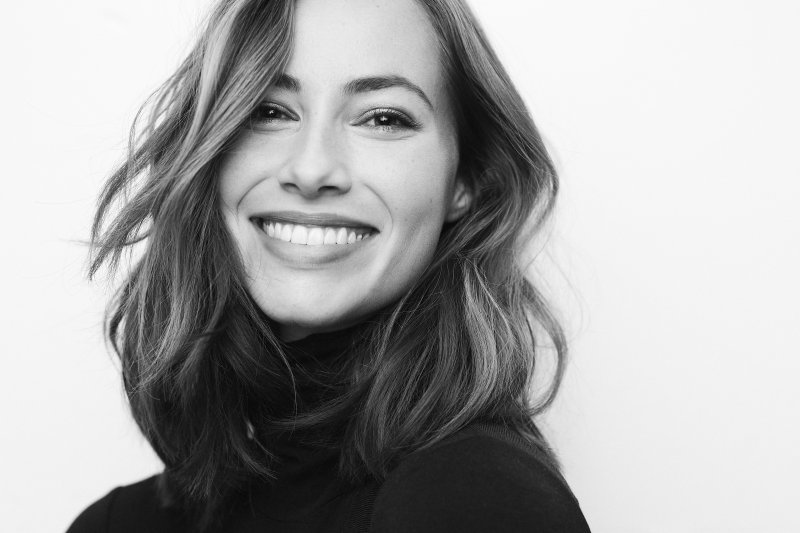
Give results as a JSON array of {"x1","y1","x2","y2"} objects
[{"x1": 2, "y1": 1, "x2": 799, "y2": 532}]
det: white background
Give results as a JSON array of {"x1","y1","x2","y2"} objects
[{"x1": 2, "y1": 1, "x2": 799, "y2": 531}]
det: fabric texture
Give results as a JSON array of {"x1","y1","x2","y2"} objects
[{"x1": 66, "y1": 325, "x2": 591, "y2": 532}]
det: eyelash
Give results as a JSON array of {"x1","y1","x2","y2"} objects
[
  {"x1": 251, "y1": 103, "x2": 294, "y2": 123},
  {"x1": 360, "y1": 108, "x2": 421, "y2": 131},
  {"x1": 250, "y1": 103, "x2": 421, "y2": 132}
]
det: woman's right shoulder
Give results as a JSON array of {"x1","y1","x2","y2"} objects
[
  {"x1": 66, "y1": 474, "x2": 182, "y2": 533},
  {"x1": 371, "y1": 421, "x2": 591, "y2": 533}
]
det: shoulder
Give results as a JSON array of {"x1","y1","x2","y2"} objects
[
  {"x1": 371, "y1": 423, "x2": 591, "y2": 533},
  {"x1": 66, "y1": 475, "x2": 182, "y2": 533}
]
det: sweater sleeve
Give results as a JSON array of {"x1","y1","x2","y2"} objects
[{"x1": 370, "y1": 433, "x2": 590, "y2": 533}]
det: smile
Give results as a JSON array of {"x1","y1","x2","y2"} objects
[{"x1": 257, "y1": 219, "x2": 377, "y2": 246}]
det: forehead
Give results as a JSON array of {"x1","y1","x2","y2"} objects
[{"x1": 289, "y1": 0, "x2": 445, "y2": 99}]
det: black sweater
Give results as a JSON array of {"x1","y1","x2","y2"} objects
[{"x1": 67, "y1": 327, "x2": 591, "y2": 532}]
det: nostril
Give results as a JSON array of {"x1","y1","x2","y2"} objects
[
  {"x1": 282, "y1": 184, "x2": 348, "y2": 199},
  {"x1": 281, "y1": 183, "x2": 299, "y2": 191}
]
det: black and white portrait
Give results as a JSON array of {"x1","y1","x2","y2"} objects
[{"x1": 3, "y1": 1, "x2": 798, "y2": 532}]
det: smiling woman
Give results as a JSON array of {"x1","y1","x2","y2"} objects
[
  {"x1": 68, "y1": 0, "x2": 590, "y2": 531},
  {"x1": 219, "y1": 0, "x2": 467, "y2": 342}
]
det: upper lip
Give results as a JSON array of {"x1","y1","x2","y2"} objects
[{"x1": 252, "y1": 211, "x2": 379, "y2": 232}]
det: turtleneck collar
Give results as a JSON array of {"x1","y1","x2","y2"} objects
[
  {"x1": 262, "y1": 322, "x2": 369, "y2": 464},
  {"x1": 279, "y1": 322, "x2": 369, "y2": 366}
]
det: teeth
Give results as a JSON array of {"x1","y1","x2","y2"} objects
[
  {"x1": 290, "y1": 225, "x2": 308, "y2": 244},
  {"x1": 336, "y1": 228, "x2": 348, "y2": 244},
  {"x1": 307, "y1": 227, "x2": 324, "y2": 246},
  {"x1": 262, "y1": 220, "x2": 373, "y2": 246},
  {"x1": 280, "y1": 223, "x2": 293, "y2": 242}
]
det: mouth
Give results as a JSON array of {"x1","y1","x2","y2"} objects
[{"x1": 251, "y1": 216, "x2": 379, "y2": 246}]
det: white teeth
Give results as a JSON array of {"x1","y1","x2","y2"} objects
[
  {"x1": 280, "y1": 224, "x2": 293, "y2": 242},
  {"x1": 307, "y1": 227, "x2": 324, "y2": 246},
  {"x1": 260, "y1": 220, "x2": 374, "y2": 246},
  {"x1": 290, "y1": 225, "x2": 308, "y2": 244},
  {"x1": 323, "y1": 228, "x2": 338, "y2": 245}
]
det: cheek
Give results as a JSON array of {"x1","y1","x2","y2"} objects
[
  {"x1": 355, "y1": 138, "x2": 456, "y2": 286},
  {"x1": 217, "y1": 136, "x2": 285, "y2": 243},
  {"x1": 217, "y1": 144, "x2": 274, "y2": 279},
  {"x1": 217, "y1": 137, "x2": 269, "y2": 212},
  {"x1": 366, "y1": 141, "x2": 455, "y2": 235}
]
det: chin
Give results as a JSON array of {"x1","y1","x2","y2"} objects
[
  {"x1": 248, "y1": 272, "x2": 402, "y2": 339},
  {"x1": 258, "y1": 298, "x2": 360, "y2": 336}
]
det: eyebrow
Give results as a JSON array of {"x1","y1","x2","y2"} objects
[{"x1": 272, "y1": 73, "x2": 434, "y2": 111}]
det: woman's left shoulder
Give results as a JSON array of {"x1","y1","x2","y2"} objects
[{"x1": 371, "y1": 423, "x2": 591, "y2": 533}]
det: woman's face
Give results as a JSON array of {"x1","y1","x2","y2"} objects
[{"x1": 219, "y1": 0, "x2": 469, "y2": 341}]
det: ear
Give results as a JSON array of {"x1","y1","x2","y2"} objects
[{"x1": 445, "y1": 178, "x2": 473, "y2": 223}]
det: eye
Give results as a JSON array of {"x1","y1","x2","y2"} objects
[
  {"x1": 250, "y1": 102, "x2": 295, "y2": 125},
  {"x1": 359, "y1": 108, "x2": 421, "y2": 132}
]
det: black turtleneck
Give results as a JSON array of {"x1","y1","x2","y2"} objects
[
  {"x1": 66, "y1": 325, "x2": 591, "y2": 532},
  {"x1": 229, "y1": 325, "x2": 369, "y2": 530}
]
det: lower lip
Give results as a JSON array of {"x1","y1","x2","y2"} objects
[{"x1": 253, "y1": 221, "x2": 378, "y2": 267}]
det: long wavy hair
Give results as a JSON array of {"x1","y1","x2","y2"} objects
[{"x1": 89, "y1": 0, "x2": 566, "y2": 527}]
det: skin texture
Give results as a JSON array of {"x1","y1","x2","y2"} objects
[{"x1": 219, "y1": 0, "x2": 472, "y2": 341}]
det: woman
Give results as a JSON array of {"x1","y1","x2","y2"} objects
[{"x1": 69, "y1": 0, "x2": 591, "y2": 531}]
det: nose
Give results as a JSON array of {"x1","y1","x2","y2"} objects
[{"x1": 278, "y1": 122, "x2": 351, "y2": 198}]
